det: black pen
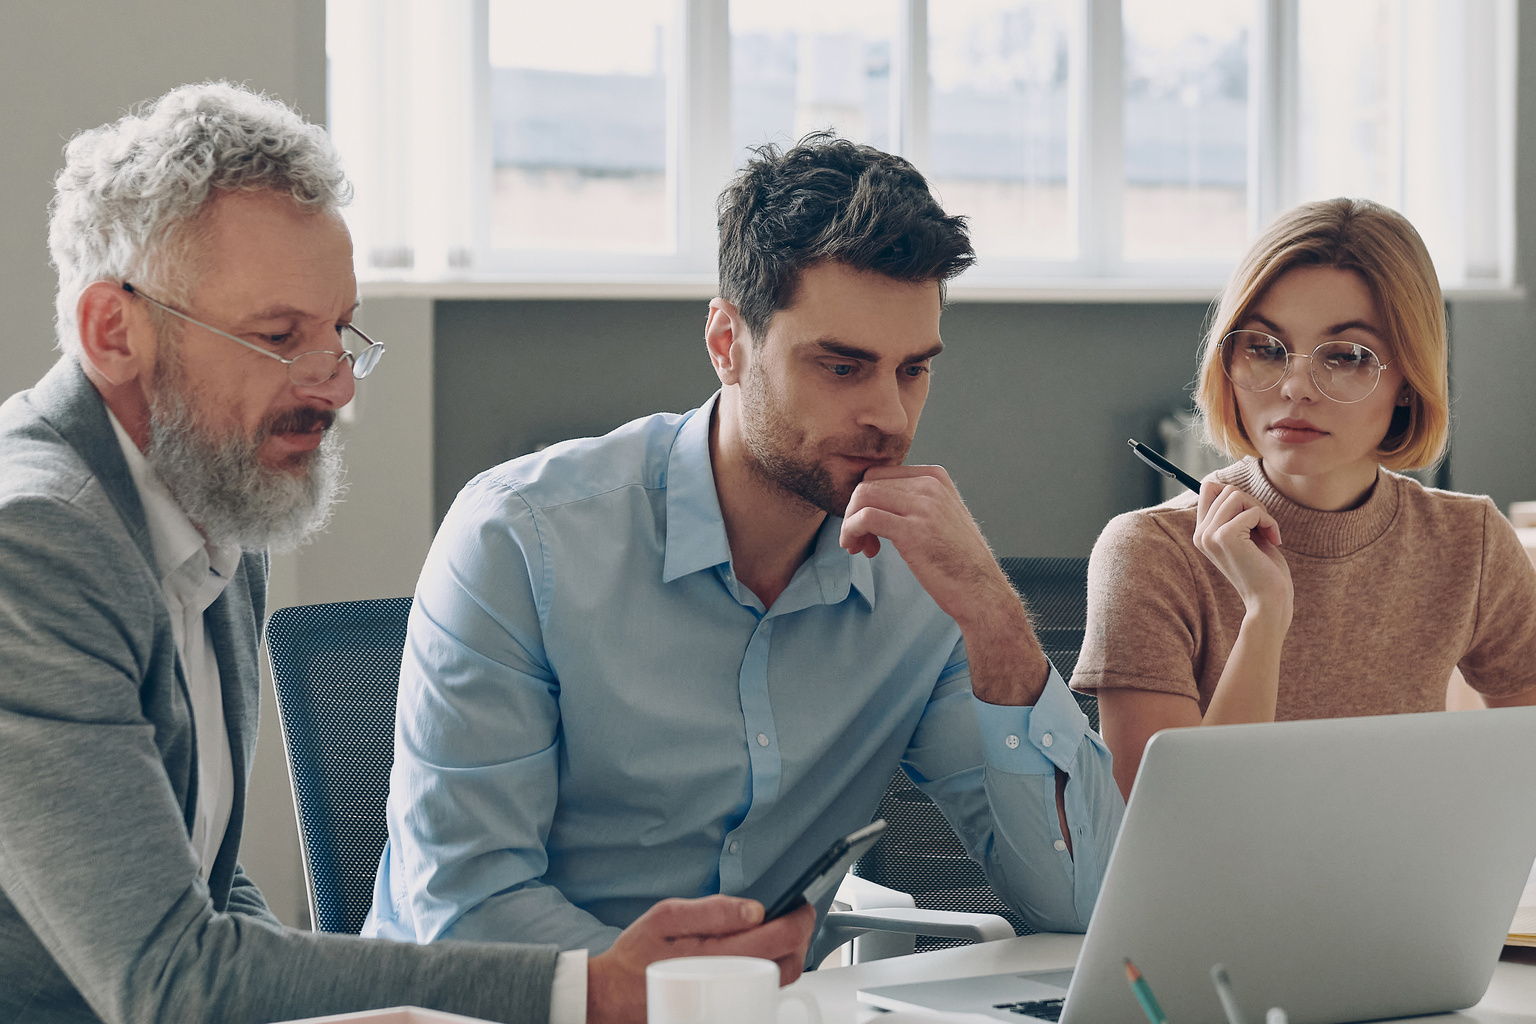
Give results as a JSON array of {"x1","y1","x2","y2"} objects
[{"x1": 1128, "y1": 438, "x2": 1202, "y2": 493}]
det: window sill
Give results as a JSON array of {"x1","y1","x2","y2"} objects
[{"x1": 358, "y1": 276, "x2": 1525, "y2": 304}]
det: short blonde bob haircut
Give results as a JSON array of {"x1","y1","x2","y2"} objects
[{"x1": 1196, "y1": 198, "x2": 1449, "y2": 471}]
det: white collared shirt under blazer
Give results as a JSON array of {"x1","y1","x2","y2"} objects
[{"x1": 109, "y1": 410, "x2": 238, "y2": 879}]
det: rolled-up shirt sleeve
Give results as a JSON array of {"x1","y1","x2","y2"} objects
[{"x1": 903, "y1": 645, "x2": 1123, "y2": 933}]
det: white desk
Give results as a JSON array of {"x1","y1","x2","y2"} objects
[{"x1": 786, "y1": 935, "x2": 1536, "y2": 1023}]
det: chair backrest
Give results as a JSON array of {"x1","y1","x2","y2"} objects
[
  {"x1": 998, "y1": 556, "x2": 1096, "y2": 731},
  {"x1": 265, "y1": 597, "x2": 412, "y2": 934},
  {"x1": 853, "y1": 556, "x2": 1093, "y2": 948}
]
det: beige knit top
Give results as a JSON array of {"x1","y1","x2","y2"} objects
[{"x1": 1072, "y1": 458, "x2": 1536, "y2": 718}]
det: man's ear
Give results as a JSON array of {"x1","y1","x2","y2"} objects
[
  {"x1": 77, "y1": 282, "x2": 151, "y2": 386},
  {"x1": 705, "y1": 297, "x2": 752, "y2": 386}
]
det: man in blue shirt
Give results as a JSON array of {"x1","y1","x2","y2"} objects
[{"x1": 366, "y1": 136, "x2": 1124, "y2": 958}]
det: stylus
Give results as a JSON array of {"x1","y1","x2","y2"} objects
[{"x1": 1211, "y1": 964, "x2": 1248, "y2": 1024}]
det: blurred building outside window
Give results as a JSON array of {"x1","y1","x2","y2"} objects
[
  {"x1": 489, "y1": 0, "x2": 674, "y2": 254},
  {"x1": 929, "y1": 0, "x2": 1077, "y2": 262},
  {"x1": 1121, "y1": 0, "x2": 1250, "y2": 264}
]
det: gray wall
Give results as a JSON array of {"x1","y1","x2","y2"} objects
[
  {"x1": 436, "y1": 259, "x2": 1536, "y2": 559},
  {"x1": 1445, "y1": 56, "x2": 1536, "y2": 504},
  {"x1": 434, "y1": 299, "x2": 1208, "y2": 556}
]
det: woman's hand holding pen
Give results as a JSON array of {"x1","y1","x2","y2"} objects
[
  {"x1": 1193, "y1": 481, "x2": 1294, "y2": 629},
  {"x1": 1193, "y1": 481, "x2": 1291, "y2": 728}
]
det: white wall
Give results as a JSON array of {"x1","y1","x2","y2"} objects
[
  {"x1": 0, "y1": 0, "x2": 436, "y2": 928},
  {"x1": 0, "y1": 1, "x2": 325, "y2": 400}
]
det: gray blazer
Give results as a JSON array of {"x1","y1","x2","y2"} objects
[{"x1": 0, "y1": 359, "x2": 557, "y2": 1024}]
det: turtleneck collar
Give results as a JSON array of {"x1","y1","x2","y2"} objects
[{"x1": 1215, "y1": 457, "x2": 1401, "y2": 558}]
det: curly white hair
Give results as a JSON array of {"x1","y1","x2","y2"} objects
[{"x1": 47, "y1": 80, "x2": 352, "y2": 355}]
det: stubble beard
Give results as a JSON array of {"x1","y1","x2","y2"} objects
[
  {"x1": 144, "y1": 346, "x2": 347, "y2": 553},
  {"x1": 737, "y1": 362, "x2": 910, "y2": 517}
]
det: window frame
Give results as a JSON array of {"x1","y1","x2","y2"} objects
[{"x1": 332, "y1": 0, "x2": 1519, "y2": 298}]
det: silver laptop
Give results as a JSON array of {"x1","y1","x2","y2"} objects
[{"x1": 860, "y1": 706, "x2": 1536, "y2": 1024}]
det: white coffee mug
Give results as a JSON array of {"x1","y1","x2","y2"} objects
[{"x1": 646, "y1": 956, "x2": 821, "y2": 1024}]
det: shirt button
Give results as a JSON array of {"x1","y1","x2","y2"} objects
[
  {"x1": 1042, "y1": 733, "x2": 1054, "y2": 748},
  {"x1": 729, "y1": 841, "x2": 740, "y2": 854},
  {"x1": 1053, "y1": 839, "x2": 1067, "y2": 852},
  {"x1": 756, "y1": 733, "x2": 769, "y2": 747},
  {"x1": 1005, "y1": 734, "x2": 1020, "y2": 749}
]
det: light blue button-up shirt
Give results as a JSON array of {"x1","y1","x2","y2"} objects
[{"x1": 365, "y1": 394, "x2": 1123, "y2": 952}]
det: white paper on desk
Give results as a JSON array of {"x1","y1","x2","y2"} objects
[
  {"x1": 867, "y1": 1011, "x2": 1002, "y2": 1024},
  {"x1": 1511, "y1": 855, "x2": 1536, "y2": 940},
  {"x1": 271, "y1": 1007, "x2": 494, "y2": 1024}
]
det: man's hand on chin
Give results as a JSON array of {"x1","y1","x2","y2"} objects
[
  {"x1": 586, "y1": 896, "x2": 817, "y2": 1024},
  {"x1": 838, "y1": 465, "x2": 1003, "y2": 617},
  {"x1": 838, "y1": 465, "x2": 1048, "y2": 705}
]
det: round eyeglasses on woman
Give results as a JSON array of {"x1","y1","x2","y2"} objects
[
  {"x1": 1221, "y1": 330, "x2": 1391, "y2": 404},
  {"x1": 121, "y1": 282, "x2": 385, "y2": 386}
]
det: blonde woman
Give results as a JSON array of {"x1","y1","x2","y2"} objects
[{"x1": 1073, "y1": 198, "x2": 1536, "y2": 799}]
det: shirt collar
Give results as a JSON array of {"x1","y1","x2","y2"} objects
[
  {"x1": 800, "y1": 513, "x2": 876, "y2": 612},
  {"x1": 662, "y1": 393, "x2": 734, "y2": 583},
  {"x1": 660, "y1": 392, "x2": 875, "y2": 609},
  {"x1": 107, "y1": 410, "x2": 241, "y2": 594}
]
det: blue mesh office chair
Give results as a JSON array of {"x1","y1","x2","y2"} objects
[
  {"x1": 266, "y1": 597, "x2": 412, "y2": 934},
  {"x1": 849, "y1": 556, "x2": 1094, "y2": 953}
]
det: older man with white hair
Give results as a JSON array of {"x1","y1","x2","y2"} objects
[{"x1": 0, "y1": 81, "x2": 812, "y2": 1024}]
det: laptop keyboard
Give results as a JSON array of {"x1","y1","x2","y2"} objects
[{"x1": 993, "y1": 997, "x2": 1066, "y2": 1020}]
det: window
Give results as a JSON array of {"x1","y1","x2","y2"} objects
[
  {"x1": 928, "y1": 0, "x2": 1076, "y2": 262},
  {"x1": 488, "y1": 0, "x2": 675, "y2": 254},
  {"x1": 328, "y1": 0, "x2": 1516, "y2": 293},
  {"x1": 730, "y1": 0, "x2": 898, "y2": 155},
  {"x1": 1121, "y1": 0, "x2": 1250, "y2": 263}
]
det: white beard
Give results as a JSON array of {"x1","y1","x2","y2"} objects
[{"x1": 144, "y1": 370, "x2": 347, "y2": 553}]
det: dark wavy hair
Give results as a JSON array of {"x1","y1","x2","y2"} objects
[{"x1": 716, "y1": 133, "x2": 974, "y2": 339}]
